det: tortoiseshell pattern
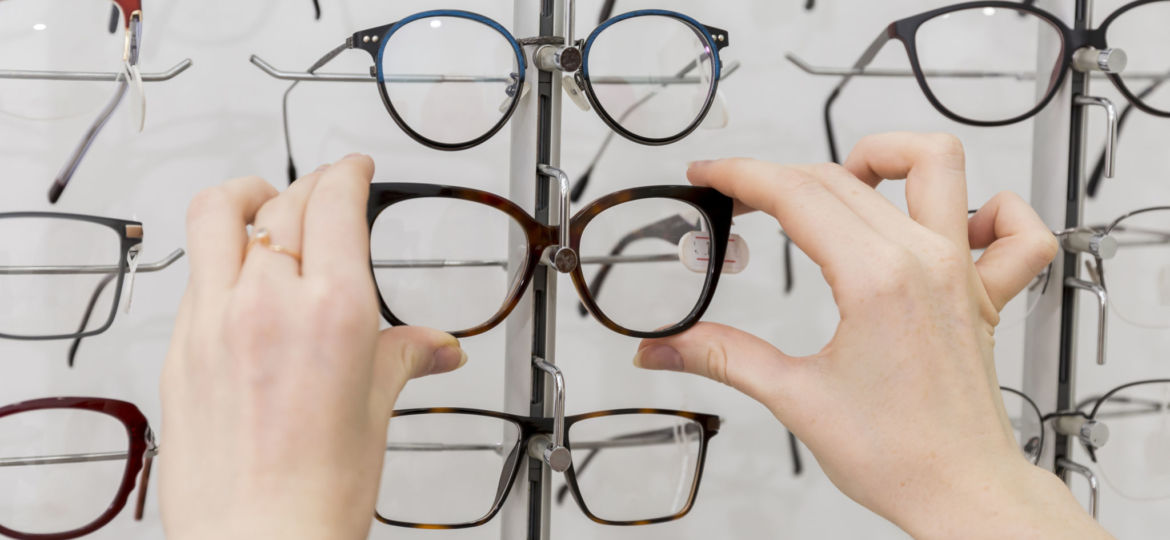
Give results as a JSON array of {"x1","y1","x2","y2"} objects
[
  {"x1": 0, "y1": 397, "x2": 153, "y2": 540},
  {"x1": 380, "y1": 408, "x2": 720, "y2": 529},
  {"x1": 367, "y1": 182, "x2": 734, "y2": 338}
]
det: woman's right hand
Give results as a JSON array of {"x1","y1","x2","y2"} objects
[{"x1": 633, "y1": 132, "x2": 1112, "y2": 540}]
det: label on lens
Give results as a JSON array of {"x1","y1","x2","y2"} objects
[{"x1": 678, "y1": 231, "x2": 748, "y2": 274}]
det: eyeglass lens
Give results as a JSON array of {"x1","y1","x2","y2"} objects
[
  {"x1": 0, "y1": 408, "x2": 130, "y2": 535},
  {"x1": 584, "y1": 14, "x2": 717, "y2": 140},
  {"x1": 914, "y1": 7, "x2": 1063, "y2": 123},
  {"x1": 0, "y1": 217, "x2": 122, "y2": 339}
]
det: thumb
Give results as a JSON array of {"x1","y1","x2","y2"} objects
[
  {"x1": 634, "y1": 322, "x2": 805, "y2": 411},
  {"x1": 375, "y1": 326, "x2": 467, "y2": 384}
]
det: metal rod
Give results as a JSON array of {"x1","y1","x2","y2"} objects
[
  {"x1": 371, "y1": 252, "x2": 675, "y2": 269},
  {"x1": 786, "y1": 52, "x2": 1169, "y2": 80},
  {"x1": 0, "y1": 59, "x2": 193, "y2": 82},
  {"x1": 1057, "y1": 457, "x2": 1100, "y2": 519},
  {"x1": 0, "y1": 248, "x2": 184, "y2": 276},
  {"x1": 250, "y1": 55, "x2": 711, "y2": 85},
  {"x1": 0, "y1": 446, "x2": 157, "y2": 467}
]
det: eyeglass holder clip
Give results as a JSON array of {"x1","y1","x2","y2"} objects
[
  {"x1": 1052, "y1": 414, "x2": 1110, "y2": 449},
  {"x1": 1072, "y1": 47, "x2": 1127, "y2": 75},
  {"x1": 537, "y1": 165, "x2": 579, "y2": 273},
  {"x1": 1074, "y1": 95, "x2": 1119, "y2": 178},
  {"x1": 1057, "y1": 457, "x2": 1100, "y2": 520},
  {"x1": 531, "y1": 356, "x2": 571, "y2": 472}
]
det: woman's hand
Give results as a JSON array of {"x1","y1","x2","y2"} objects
[
  {"x1": 159, "y1": 155, "x2": 466, "y2": 540},
  {"x1": 634, "y1": 133, "x2": 1112, "y2": 539}
]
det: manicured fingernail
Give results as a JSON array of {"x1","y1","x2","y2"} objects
[
  {"x1": 429, "y1": 345, "x2": 467, "y2": 375},
  {"x1": 633, "y1": 345, "x2": 683, "y2": 371}
]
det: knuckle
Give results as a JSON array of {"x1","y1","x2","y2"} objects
[
  {"x1": 924, "y1": 132, "x2": 966, "y2": 168},
  {"x1": 806, "y1": 162, "x2": 849, "y2": 180},
  {"x1": 703, "y1": 341, "x2": 731, "y2": 386},
  {"x1": 186, "y1": 186, "x2": 229, "y2": 226},
  {"x1": 305, "y1": 279, "x2": 373, "y2": 337}
]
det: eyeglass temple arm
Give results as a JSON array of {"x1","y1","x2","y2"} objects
[
  {"x1": 54, "y1": 248, "x2": 185, "y2": 367},
  {"x1": 577, "y1": 214, "x2": 698, "y2": 317},
  {"x1": 311, "y1": 0, "x2": 321, "y2": 20},
  {"x1": 134, "y1": 429, "x2": 158, "y2": 520},
  {"x1": 780, "y1": 230, "x2": 794, "y2": 294},
  {"x1": 47, "y1": 79, "x2": 128, "y2": 203},
  {"x1": 281, "y1": 42, "x2": 351, "y2": 184},
  {"x1": 569, "y1": 60, "x2": 741, "y2": 202},
  {"x1": 823, "y1": 28, "x2": 892, "y2": 163},
  {"x1": 1087, "y1": 72, "x2": 1170, "y2": 197}
]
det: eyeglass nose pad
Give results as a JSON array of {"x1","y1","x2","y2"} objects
[
  {"x1": 123, "y1": 61, "x2": 146, "y2": 132},
  {"x1": 700, "y1": 90, "x2": 729, "y2": 129},
  {"x1": 562, "y1": 75, "x2": 591, "y2": 112},
  {"x1": 123, "y1": 246, "x2": 142, "y2": 314},
  {"x1": 500, "y1": 80, "x2": 530, "y2": 113}
]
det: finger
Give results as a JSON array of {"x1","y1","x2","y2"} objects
[
  {"x1": 241, "y1": 163, "x2": 330, "y2": 277},
  {"x1": 968, "y1": 192, "x2": 1058, "y2": 311},
  {"x1": 842, "y1": 132, "x2": 970, "y2": 248},
  {"x1": 371, "y1": 326, "x2": 465, "y2": 411},
  {"x1": 185, "y1": 176, "x2": 278, "y2": 290},
  {"x1": 634, "y1": 322, "x2": 807, "y2": 415},
  {"x1": 792, "y1": 163, "x2": 920, "y2": 240},
  {"x1": 687, "y1": 158, "x2": 887, "y2": 280},
  {"x1": 302, "y1": 154, "x2": 375, "y2": 278}
]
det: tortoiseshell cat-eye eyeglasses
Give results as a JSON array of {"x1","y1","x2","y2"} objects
[
  {"x1": 366, "y1": 182, "x2": 733, "y2": 338},
  {"x1": 0, "y1": 397, "x2": 157, "y2": 540},
  {"x1": 376, "y1": 408, "x2": 720, "y2": 528}
]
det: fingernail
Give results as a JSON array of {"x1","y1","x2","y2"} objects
[
  {"x1": 688, "y1": 160, "x2": 712, "y2": 169},
  {"x1": 343, "y1": 152, "x2": 368, "y2": 160},
  {"x1": 428, "y1": 345, "x2": 467, "y2": 376},
  {"x1": 313, "y1": 163, "x2": 331, "y2": 173},
  {"x1": 633, "y1": 345, "x2": 683, "y2": 371}
]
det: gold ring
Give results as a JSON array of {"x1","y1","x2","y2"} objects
[{"x1": 247, "y1": 227, "x2": 301, "y2": 264}]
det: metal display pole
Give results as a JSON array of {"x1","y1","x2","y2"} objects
[
  {"x1": 501, "y1": 1, "x2": 564, "y2": 539},
  {"x1": 1022, "y1": 0, "x2": 1091, "y2": 477}
]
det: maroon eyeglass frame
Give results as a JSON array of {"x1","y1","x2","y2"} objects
[{"x1": 0, "y1": 397, "x2": 154, "y2": 540}]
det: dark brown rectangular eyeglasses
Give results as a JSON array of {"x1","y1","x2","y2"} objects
[
  {"x1": 0, "y1": 397, "x2": 156, "y2": 540},
  {"x1": 375, "y1": 407, "x2": 720, "y2": 528},
  {"x1": 367, "y1": 182, "x2": 734, "y2": 338}
]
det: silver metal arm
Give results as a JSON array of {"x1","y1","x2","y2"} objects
[
  {"x1": 0, "y1": 248, "x2": 185, "y2": 276},
  {"x1": 371, "y1": 253, "x2": 677, "y2": 269},
  {"x1": 788, "y1": 52, "x2": 1170, "y2": 80},
  {"x1": 537, "y1": 165, "x2": 578, "y2": 273},
  {"x1": 532, "y1": 356, "x2": 570, "y2": 472},
  {"x1": 1074, "y1": 95, "x2": 1118, "y2": 178},
  {"x1": 0, "y1": 446, "x2": 158, "y2": 468},
  {"x1": 1057, "y1": 457, "x2": 1099, "y2": 520},
  {"x1": 0, "y1": 59, "x2": 193, "y2": 82},
  {"x1": 1066, "y1": 274, "x2": 1108, "y2": 366}
]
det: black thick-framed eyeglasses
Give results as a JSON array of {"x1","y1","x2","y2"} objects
[
  {"x1": 0, "y1": 212, "x2": 184, "y2": 367},
  {"x1": 268, "y1": 8, "x2": 729, "y2": 182},
  {"x1": 821, "y1": 0, "x2": 1170, "y2": 163},
  {"x1": 376, "y1": 406, "x2": 720, "y2": 528},
  {"x1": 366, "y1": 177, "x2": 734, "y2": 339}
]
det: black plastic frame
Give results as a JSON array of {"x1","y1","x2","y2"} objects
[{"x1": 376, "y1": 407, "x2": 720, "y2": 529}]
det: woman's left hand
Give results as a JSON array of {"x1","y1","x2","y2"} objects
[{"x1": 159, "y1": 155, "x2": 466, "y2": 540}]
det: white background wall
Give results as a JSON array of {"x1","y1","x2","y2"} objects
[{"x1": 0, "y1": 0, "x2": 1166, "y2": 538}]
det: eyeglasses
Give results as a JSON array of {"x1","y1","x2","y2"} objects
[
  {"x1": 366, "y1": 176, "x2": 734, "y2": 338},
  {"x1": 35, "y1": 0, "x2": 145, "y2": 203},
  {"x1": 819, "y1": 0, "x2": 1170, "y2": 163},
  {"x1": 271, "y1": 8, "x2": 729, "y2": 181},
  {"x1": 0, "y1": 212, "x2": 184, "y2": 366},
  {"x1": 1002, "y1": 379, "x2": 1170, "y2": 515},
  {"x1": 376, "y1": 407, "x2": 719, "y2": 528},
  {"x1": 0, "y1": 397, "x2": 156, "y2": 539}
]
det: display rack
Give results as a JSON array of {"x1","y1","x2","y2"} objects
[{"x1": 501, "y1": 1, "x2": 567, "y2": 539}]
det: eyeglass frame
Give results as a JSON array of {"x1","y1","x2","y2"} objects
[
  {"x1": 0, "y1": 396, "x2": 156, "y2": 540},
  {"x1": 279, "y1": 8, "x2": 729, "y2": 181},
  {"x1": 822, "y1": 0, "x2": 1170, "y2": 163},
  {"x1": 0, "y1": 212, "x2": 185, "y2": 367},
  {"x1": 378, "y1": 407, "x2": 720, "y2": 528},
  {"x1": 366, "y1": 181, "x2": 733, "y2": 339}
]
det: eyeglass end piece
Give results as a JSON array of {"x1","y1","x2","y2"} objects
[{"x1": 47, "y1": 181, "x2": 66, "y2": 204}]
